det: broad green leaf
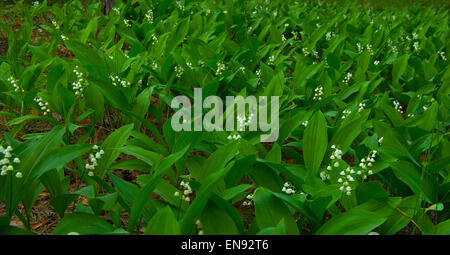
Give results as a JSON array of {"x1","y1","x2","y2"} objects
[
  {"x1": 96, "y1": 124, "x2": 134, "y2": 178},
  {"x1": 53, "y1": 213, "x2": 117, "y2": 235},
  {"x1": 316, "y1": 209, "x2": 387, "y2": 235},
  {"x1": 144, "y1": 206, "x2": 180, "y2": 235},
  {"x1": 303, "y1": 111, "x2": 328, "y2": 174},
  {"x1": 253, "y1": 188, "x2": 299, "y2": 235}
]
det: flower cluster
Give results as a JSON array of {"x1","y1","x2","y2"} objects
[
  {"x1": 151, "y1": 34, "x2": 158, "y2": 45},
  {"x1": 0, "y1": 144, "x2": 22, "y2": 178},
  {"x1": 85, "y1": 145, "x2": 104, "y2": 177},
  {"x1": 358, "y1": 102, "x2": 366, "y2": 112},
  {"x1": 268, "y1": 55, "x2": 275, "y2": 65},
  {"x1": 302, "y1": 47, "x2": 310, "y2": 57},
  {"x1": 174, "y1": 180, "x2": 192, "y2": 202},
  {"x1": 422, "y1": 97, "x2": 435, "y2": 112},
  {"x1": 145, "y1": 9, "x2": 154, "y2": 23},
  {"x1": 330, "y1": 145, "x2": 343, "y2": 161},
  {"x1": 256, "y1": 68, "x2": 261, "y2": 78},
  {"x1": 227, "y1": 134, "x2": 241, "y2": 140},
  {"x1": 237, "y1": 113, "x2": 254, "y2": 131},
  {"x1": 341, "y1": 109, "x2": 352, "y2": 119},
  {"x1": 282, "y1": 182, "x2": 296, "y2": 195},
  {"x1": 393, "y1": 100, "x2": 404, "y2": 114},
  {"x1": 215, "y1": 61, "x2": 226, "y2": 76},
  {"x1": 343, "y1": 72, "x2": 352, "y2": 84},
  {"x1": 242, "y1": 193, "x2": 254, "y2": 206},
  {"x1": 320, "y1": 145, "x2": 343, "y2": 181},
  {"x1": 301, "y1": 120, "x2": 308, "y2": 127},
  {"x1": 313, "y1": 86, "x2": 324, "y2": 101},
  {"x1": 413, "y1": 41, "x2": 420, "y2": 52},
  {"x1": 34, "y1": 96, "x2": 51, "y2": 115},
  {"x1": 357, "y1": 43, "x2": 363, "y2": 53},
  {"x1": 196, "y1": 220, "x2": 204, "y2": 235},
  {"x1": 176, "y1": 0, "x2": 185, "y2": 11},
  {"x1": 338, "y1": 167, "x2": 356, "y2": 195},
  {"x1": 366, "y1": 44, "x2": 374, "y2": 55},
  {"x1": 391, "y1": 45, "x2": 399, "y2": 54},
  {"x1": 52, "y1": 20, "x2": 60, "y2": 29},
  {"x1": 72, "y1": 66, "x2": 88, "y2": 97},
  {"x1": 357, "y1": 150, "x2": 377, "y2": 179},
  {"x1": 325, "y1": 31, "x2": 335, "y2": 41},
  {"x1": 439, "y1": 51, "x2": 447, "y2": 61},
  {"x1": 313, "y1": 50, "x2": 320, "y2": 60},
  {"x1": 123, "y1": 19, "x2": 132, "y2": 28},
  {"x1": 110, "y1": 74, "x2": 131, "y2": 88},
  {"x1": 7, "y1": 76, "x2": 23, "y2": 92},
  {"x1": 374, "y1": 60, "x2": 380, "y2": 66},
  {"x1": 175, "y1": 65, "x2": 184, "y2": 78}
]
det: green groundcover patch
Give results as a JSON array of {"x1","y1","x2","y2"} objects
[{"x1": 0, "y1": 0, "x2": 448, "y2": 235}]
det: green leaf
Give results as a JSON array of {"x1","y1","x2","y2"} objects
[
  {"x1": 144, "y1": 206, "x2": 180, "y2": 235},
  {"x1": 195, "y1": 142, "x2": 239, "y2": 182},
  {"x1": 32, "y1": 144, "x2": 92, "y2": 178},
  {"x1": 128, "y1": 145, "x2": 190, "y2": 232},
  {"x1": 96, "y1": 124, "x2": 134, "y2": 178},
  {"x1": 392, "y1": 54, "x2": 409, "y2": 83},
  {"x1": 50, "y1": 194, "x2": 79, "y2": 218},
  {"x1": 7, "y1": 115, "x2": 46, "y2": 126},
  {"x1": 330, "y1": 111, "x2": 368, "y2": 153},
  {"x1": 356, "y1": 182, "x2": 389, "y2": 204},
  {"x1": 200, "y1": 201, "x2": 239, "y2": 234},
  {"x1": 0, "y1": 226, "x2": 36, "y2": 235},
  {"x1": 390, "y1": 160, "x2": 434, "y2": 203},
  {"x1": 180, "y1": 162, "x2": 236, "y2": 234},
  {"x1": 118, "y1": 145, "x2": 161, "y2": 168},
  {"x1": 303, "y1": 110, "x2": 328, "y2": 174},
  {"x1": 221, "y1": 184, "x2": 252, "y2": 200},
  {"x1": 53, "y1": 212, "x2": 117, "y2": 235},
  {"x1": 316, "y1": 209, "x2": 387, "y2": 235},
  {"x1": 253, "y1": 188, "x2": 299, "y2": 235}
]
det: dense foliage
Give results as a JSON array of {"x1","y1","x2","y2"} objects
[{"x1": 0, "y1": 0, "x2": 449, "y2": 235}]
